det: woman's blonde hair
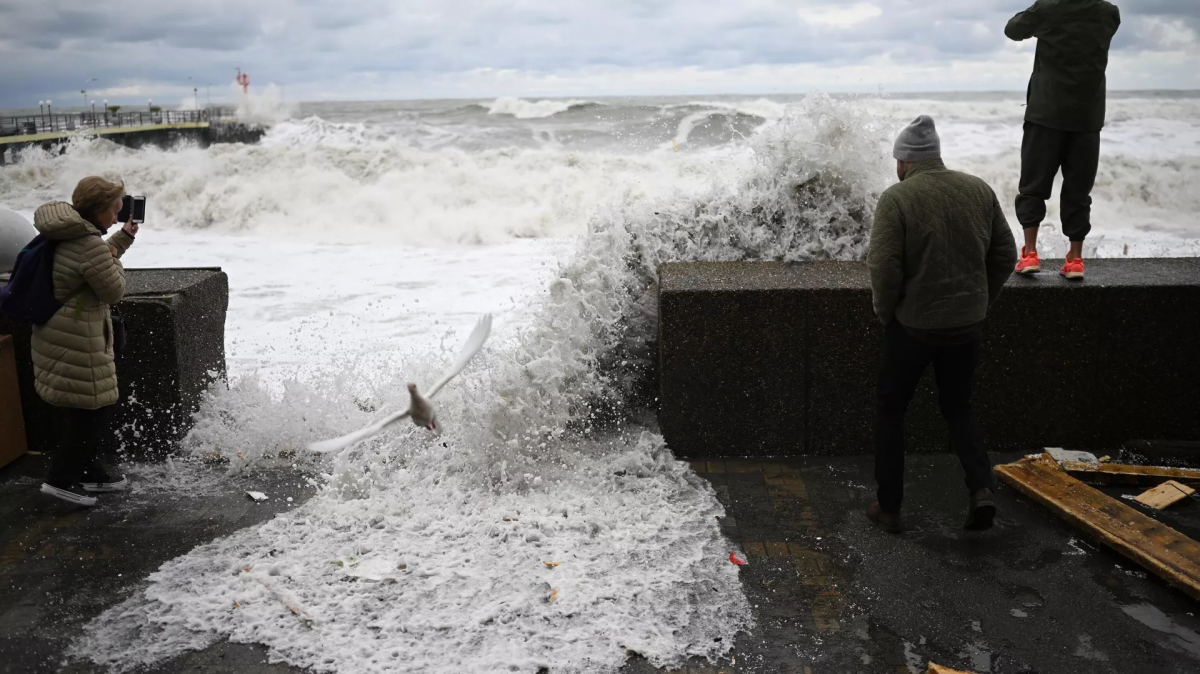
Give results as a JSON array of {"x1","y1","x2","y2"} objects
[{"x1": 72, "y1": 176, "x2": 125, "y2": 227}]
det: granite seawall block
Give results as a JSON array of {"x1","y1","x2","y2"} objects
[
  {"x1": 658, "y1": 259, "x2": 1200, "y2": 458},
  {"x1": 0, "y1": 268, "x2": 228, "y2": 456}
]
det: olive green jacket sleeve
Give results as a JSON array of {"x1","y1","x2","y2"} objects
[
  {"x1": 985, "y1": 194, "x2": 1018, "y2": 305},
  {"x1": 867, "y1": 192, "x2": 905, "y2": 326},
  {"x1": 1005, "y1": 1, "x2": 1044, "y2": 41}
]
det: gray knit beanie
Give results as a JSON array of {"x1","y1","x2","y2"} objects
[{"x1": 893, "y1": 115, "x2": 941, "y2": 162}]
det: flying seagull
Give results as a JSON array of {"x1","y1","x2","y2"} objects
[{"x1": 307, "y1": 313, "x2": 492, "y2": 454}]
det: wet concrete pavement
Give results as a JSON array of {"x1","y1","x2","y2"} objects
[{"x1": 2, "y1": 451, "x2": 1199, "y2": 673}]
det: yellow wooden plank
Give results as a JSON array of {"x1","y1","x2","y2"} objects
[
  {"x1": 996, "y1": 454, "x2": 1200, "y2": 601},
  {"x1": 928, "y1": 663, "x2": 975, "y2": 674},
  {"x1": 1134, "y1": 480, "x2": 1195, "y2": 510},
  {"x1": 1065, "y1": 463, "x2": 1200, "y2": 486}
]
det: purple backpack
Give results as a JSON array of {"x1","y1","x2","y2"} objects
[{"x1": 0, "y1": 234, "x2": 69, "y2": 324}]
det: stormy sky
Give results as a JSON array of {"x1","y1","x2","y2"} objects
[{"x1": 0, "y1": 0, "x2": 1196, "y2": 107}]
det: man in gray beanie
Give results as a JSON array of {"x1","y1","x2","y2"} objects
[{"x1": 866, "y1": 115, "x2": 1018, "y2": 533}]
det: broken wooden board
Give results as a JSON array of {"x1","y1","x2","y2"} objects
[
  {"x1": 1063, "y1": 463, "x2": 1200, "y2": 487},
  {"x1": 1134, "y1": 480, "x2": 1196, "y2": 510},
  {"x1": 928, "y1": 663, "x2": 975, "y2": 674},
  {"x1": 996, "y1": 454, "x2": 1200, "y2": 602}
]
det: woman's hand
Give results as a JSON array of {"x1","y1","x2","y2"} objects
[{"x1": 122, "y1": 217, "x2": 139, "y2": 238}]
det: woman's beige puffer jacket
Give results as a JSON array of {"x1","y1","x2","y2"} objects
[{"x1": 30, "y1": 202, "x2": 134, "y2": 409}]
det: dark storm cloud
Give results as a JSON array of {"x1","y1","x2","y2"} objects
[{"x1": 0, "y1": 0, "x2": 1195, "y2": 106}]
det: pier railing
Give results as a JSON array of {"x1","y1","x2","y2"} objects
[{"x1": 0, "y1": 107, "x2": 238, "y2": 138}]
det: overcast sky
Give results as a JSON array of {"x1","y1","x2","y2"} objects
[{"x1": 1, "y1": 0, "x2": 1197, "y2": 107}]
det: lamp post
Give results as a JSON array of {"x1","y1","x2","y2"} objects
[
  {"x1": 46, "y1": 100, "x2": 52, "y2": 131},
  {"x1": 102, "y1": 99, "x2": 108, "y2": 126},
  {"x1": 90, "y1": 99, "x2": 96, "y2": 128},
  {"x1": 37, "y1": 101, "x2": 44, "y2": 131}
]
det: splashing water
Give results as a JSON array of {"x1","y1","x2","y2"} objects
[{"x1": 68, "y1": 94, "x2": 888, "y2": 674}]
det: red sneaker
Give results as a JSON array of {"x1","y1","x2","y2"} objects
[
  {"x1": 1060, "y1": 254, "x2": 1085, "y2": 279},
  {"x1": 1014, "y1": 247, "x2": 1041, "y2": 274}
]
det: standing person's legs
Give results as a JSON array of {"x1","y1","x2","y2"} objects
[
  {"x1": 46, "y1": 406, "x2": 112, "y2": 487},
  {"x1": 1059, "y1": 130, "x2": 1101, "y2": 260},
  {"x1": 931, "y1": 340, "x2": 995, "y2": 497},
  {"x1": 1015, "y1": 122, "x2": 1068, "y2": 255},
  {"x1": 875, "y1": 322, "x2": 933, "y2": 515}
]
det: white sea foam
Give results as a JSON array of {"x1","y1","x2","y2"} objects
[{"x1": 487, "y1": 97, "x2": 597, "y2": 119}]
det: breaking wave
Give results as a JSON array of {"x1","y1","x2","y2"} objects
[
  {"x1": 486, "y1": 97, "x2": 601, "y2": 119},
  {"x1": 68, "y1": 94, "x2": 890, "y2": 673}
]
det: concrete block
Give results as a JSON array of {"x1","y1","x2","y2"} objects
[
  {"x1": 658, "y1": 259, "x2": 1200, "y2": 458},
  {"x1": 0, "y1": 268, "x2": 228, "y2": 456}
]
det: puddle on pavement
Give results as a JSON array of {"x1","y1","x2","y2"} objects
[{"x1": 1122, "y1": 603, "x2": 1200, "y2": 659}]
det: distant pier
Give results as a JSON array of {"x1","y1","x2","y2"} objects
[{"x1": 0, "y1": 108, "x2": 265, "y2": 163}]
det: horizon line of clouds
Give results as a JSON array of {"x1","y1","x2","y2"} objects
[{"x1": 1, "y1": 0, "x2": 1197, "y2": 107}]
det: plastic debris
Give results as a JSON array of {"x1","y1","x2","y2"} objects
[
  {"x1": 246, "y1": 491, "x2": 268, "y2": 502},
  {"x1": 729, "y1": 552, "x2": 746, "y2": 566}
]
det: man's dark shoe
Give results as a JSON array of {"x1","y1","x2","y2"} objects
[
  {"x1": 40, "y1": 482, "x2": 98, "y2": 507},
  {"x1": 866, "y1": 501, "x2": 903, "y2": 533},
  {"x1": 964, "y1": 488, "x2": 997, "y2": 531},
  {"x1": 81, "y1": 463, "x2": 128, "y2": 493}
]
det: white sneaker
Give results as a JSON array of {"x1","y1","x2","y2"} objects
[
  {"x1": 40, "y1": 483, "x2": 98, "y2": 507},
  {"x1": 80, "y1": 476, "x2": 128, "y2": 493}
]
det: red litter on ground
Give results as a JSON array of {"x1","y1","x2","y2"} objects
[{"x1": 729, "y1": 552, "x2": 747, "y2": 566}]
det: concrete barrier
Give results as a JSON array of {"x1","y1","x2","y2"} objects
[
  {"x1": 658, "y1": 259, "x2": 1200, "y2": 458},
  {"x1": 0, "y1": 268, "x2": 228, "y2": 456}
]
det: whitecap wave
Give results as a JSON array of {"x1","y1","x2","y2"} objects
[
  {"x1": 0, "y1": 124, "x2": 728, "y2": 245},
  {"x1": 487, "y1": 97, "x2": 598, "y2": 119}
]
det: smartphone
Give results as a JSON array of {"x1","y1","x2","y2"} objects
[{"x1": 117, "y1": 195, "x2": 147, "y2": 225}]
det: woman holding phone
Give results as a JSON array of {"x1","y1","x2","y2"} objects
[{"x1": 33, "y1": 176, "x2": 138, "y2": 506}]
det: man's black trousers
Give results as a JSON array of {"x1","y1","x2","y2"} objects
[
  {"x1": 874, "y1": 322, "x2": 995, "y2": 514},
  {"x1": 1015, "y1": 121, "x2": 1101, "y2": 242}
]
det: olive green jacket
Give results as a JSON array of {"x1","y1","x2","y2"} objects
[
  {"x1": 1006, "y1": 0, "x2": 1121, "y2": 133},
  {"x1": 867, "y1": 159, "x2": 1017, "y2": 330},
  {"x1": 30, "y1": 202, "x2": 134, "y2": 409}
]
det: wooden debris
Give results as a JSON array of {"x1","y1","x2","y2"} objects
[
  {"x1": 1063, "y1": 463, "x2": 1200, "y2": 487},
  {"x1": 928, "y1": 663, "x2": 975, "y2": 674},
  {"x1": 232, "y1": 600, "x2": 242, "y2": 609},
  {"x1": 549, "y1": 589, "x2": 558, "y2": 602},
  {"x1": 1134, "y1": 480, "x2": 1196, "y2": 510},
  {"x1": 542, "y1": 561, "x2": 561, "y2": 569},
  {"x1": 996, "y1": 454, "x2": 1200, "y2": 601},
  {"x1": 256, "y1": 578, "x2": 312, "y2": 621}
]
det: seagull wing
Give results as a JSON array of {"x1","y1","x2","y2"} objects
[
  {"x1": 306, "y1": 409, "x2": 411, "y2": 454},
  {"x1": 425, "y1": 313, "x2": 492, "y2": 399},
  {"x1": 305, "y1": 314, "x2": 491, "y2": 454}
]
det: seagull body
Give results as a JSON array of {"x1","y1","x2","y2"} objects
[
  {"x1": 407, "y1": 383, "x2": 437, "y2": 431},
  {"x1": 307, "y1": 314, "x2": 491, "y2": 454}
]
